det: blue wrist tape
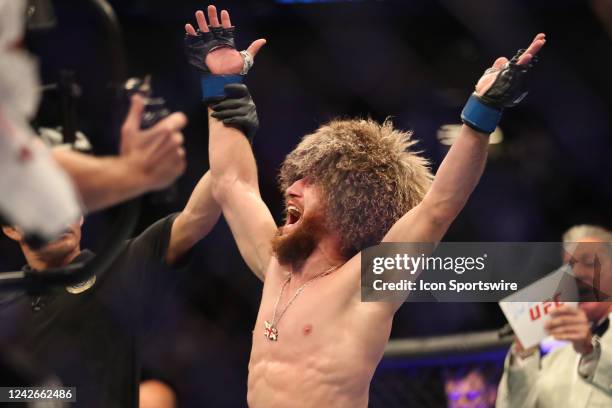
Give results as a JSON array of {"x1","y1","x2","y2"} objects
[
  {"x1": 201, "y1": 75, "x2": 244, "y2": 102},
  {"x1": 460, "y1": 94, "x2": 503, "y2": 134}
]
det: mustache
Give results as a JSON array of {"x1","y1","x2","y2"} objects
[{"x1": 271, "y1": 212, "x2": 328, "y2": 266}]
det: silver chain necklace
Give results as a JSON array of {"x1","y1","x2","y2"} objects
[{"x1": 264, "y1": 264, "x2": 339, "y2": 341}]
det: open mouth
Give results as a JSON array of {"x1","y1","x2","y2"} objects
[{"x1": 286, "y1": 204, "x2": 302, "y2": 226}]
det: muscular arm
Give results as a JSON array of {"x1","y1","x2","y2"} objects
[
  {"x1": 166, "y1": 170, "x2": 221, "y2": 265},
  {"x1": 383, "y1": 125, "x2": 489, "y2": 244},
  {"x1": 358, "y1": 34, "x2": 546, "y2": 315},
  {"x1": 384, "y1": 33, "x2": 546, "y2": 247},
  {"x1": 185, "y1": 6, "x2": 275, "y2": 280},
  {"x1": 358, "y1": 126, "x2": 488, "y2": 314},
  {"x1": 208, "y1": 111, "x2": 277, "y2": 280}
]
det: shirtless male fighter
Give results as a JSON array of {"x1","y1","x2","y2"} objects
[{"x1": 185, "y1": 5, "x2": 546, "y2": 407}]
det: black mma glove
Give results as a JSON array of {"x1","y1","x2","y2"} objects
[
  {"x1": 185, "y1": 26, "x2": 238, "y2": 75},
  {"x1": 461, "y1": 48, "x2": 539, "y2": 134},
  {"x1": 210, "y1": 84, "x2": 259, "y2": 141},
  {"x1": 184, "y1": 26, "x2": 253, "y2": 103}
]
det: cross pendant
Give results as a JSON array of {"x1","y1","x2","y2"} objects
[{"x1": 264, "y1": 320, "x2": 278, "y2": 341}]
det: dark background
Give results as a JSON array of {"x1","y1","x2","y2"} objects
[{"x1": 1, "y1": 0, "x2": 611, "y2": 406}]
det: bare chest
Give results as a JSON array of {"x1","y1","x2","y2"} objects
[
  {"x1": 246, "y1": 265, "x2": 391, "y2": 408},
  {"x1": 254, "y1": 274, "x2": 349, "y2": 352},
  {"x1": 248, "y1": 273, "x2": 367, "y2": 404}
]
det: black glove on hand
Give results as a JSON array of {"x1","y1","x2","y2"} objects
[
  {"x1": 210, "y1": 84, "x2": 259, "y2": 141},
  {"x1": 185, "y1": 25, "x2": 252, "y2": 103},
  {"x1": 478, "y1": 48, "x2": 539, "y2": 108},
  {"x1": 461, "y1": 48, "x2": 540, "y2": 134},
  {"x1": 185, "y1": 26, "x2": 238, "y2": 74}
]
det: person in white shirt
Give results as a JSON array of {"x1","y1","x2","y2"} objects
[{"x1": 497, "y1": 225, "x2": 612, "y2": 408}]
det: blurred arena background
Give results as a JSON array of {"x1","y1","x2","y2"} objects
[{"x1": 1, "y1": 0, "x2": 611, "y2": 406}]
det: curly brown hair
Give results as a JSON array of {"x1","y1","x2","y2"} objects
[{"x1": 279, "y1": 118, "x2": 433, "y2": 259}]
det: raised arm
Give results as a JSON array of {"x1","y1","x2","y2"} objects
[
  {"x1": 166, "y1": 171, "x2": 221, "y2": 265},
  {"x1": 384, "y1": 34, "x2": 546, "y2": 245},
  {"x1": 356, "y1": 34, "x2": 547, "y2": 315},
  {"x1": 185, "y1": 6, "x2": 276, "y2": 280},
  {"x1": 208, "y1": 106, "x2": 277, "y2": 280}
]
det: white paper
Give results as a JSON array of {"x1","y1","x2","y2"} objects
[{"x1": 499, "y1": 265, "x2": 578, "y2": 349}]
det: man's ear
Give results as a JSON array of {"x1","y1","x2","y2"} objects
[{"x1": 2, "y1": 225, "x2": 22, "y2": 242}]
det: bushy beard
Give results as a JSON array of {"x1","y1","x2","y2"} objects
[{"x1": 271, "y1": 212, "x2": 328, "y2": 266}]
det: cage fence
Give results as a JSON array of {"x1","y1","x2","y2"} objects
[{"x1": 370, "y1": 329, "x2": 513, "y2": 408}]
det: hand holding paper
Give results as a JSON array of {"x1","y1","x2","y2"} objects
[
  {"x1": 499, "y1": 265, "x2": 579, "y2": 349},
  {"x1": 545, "y1": 305, "x2": 593, "y2": 355}
]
